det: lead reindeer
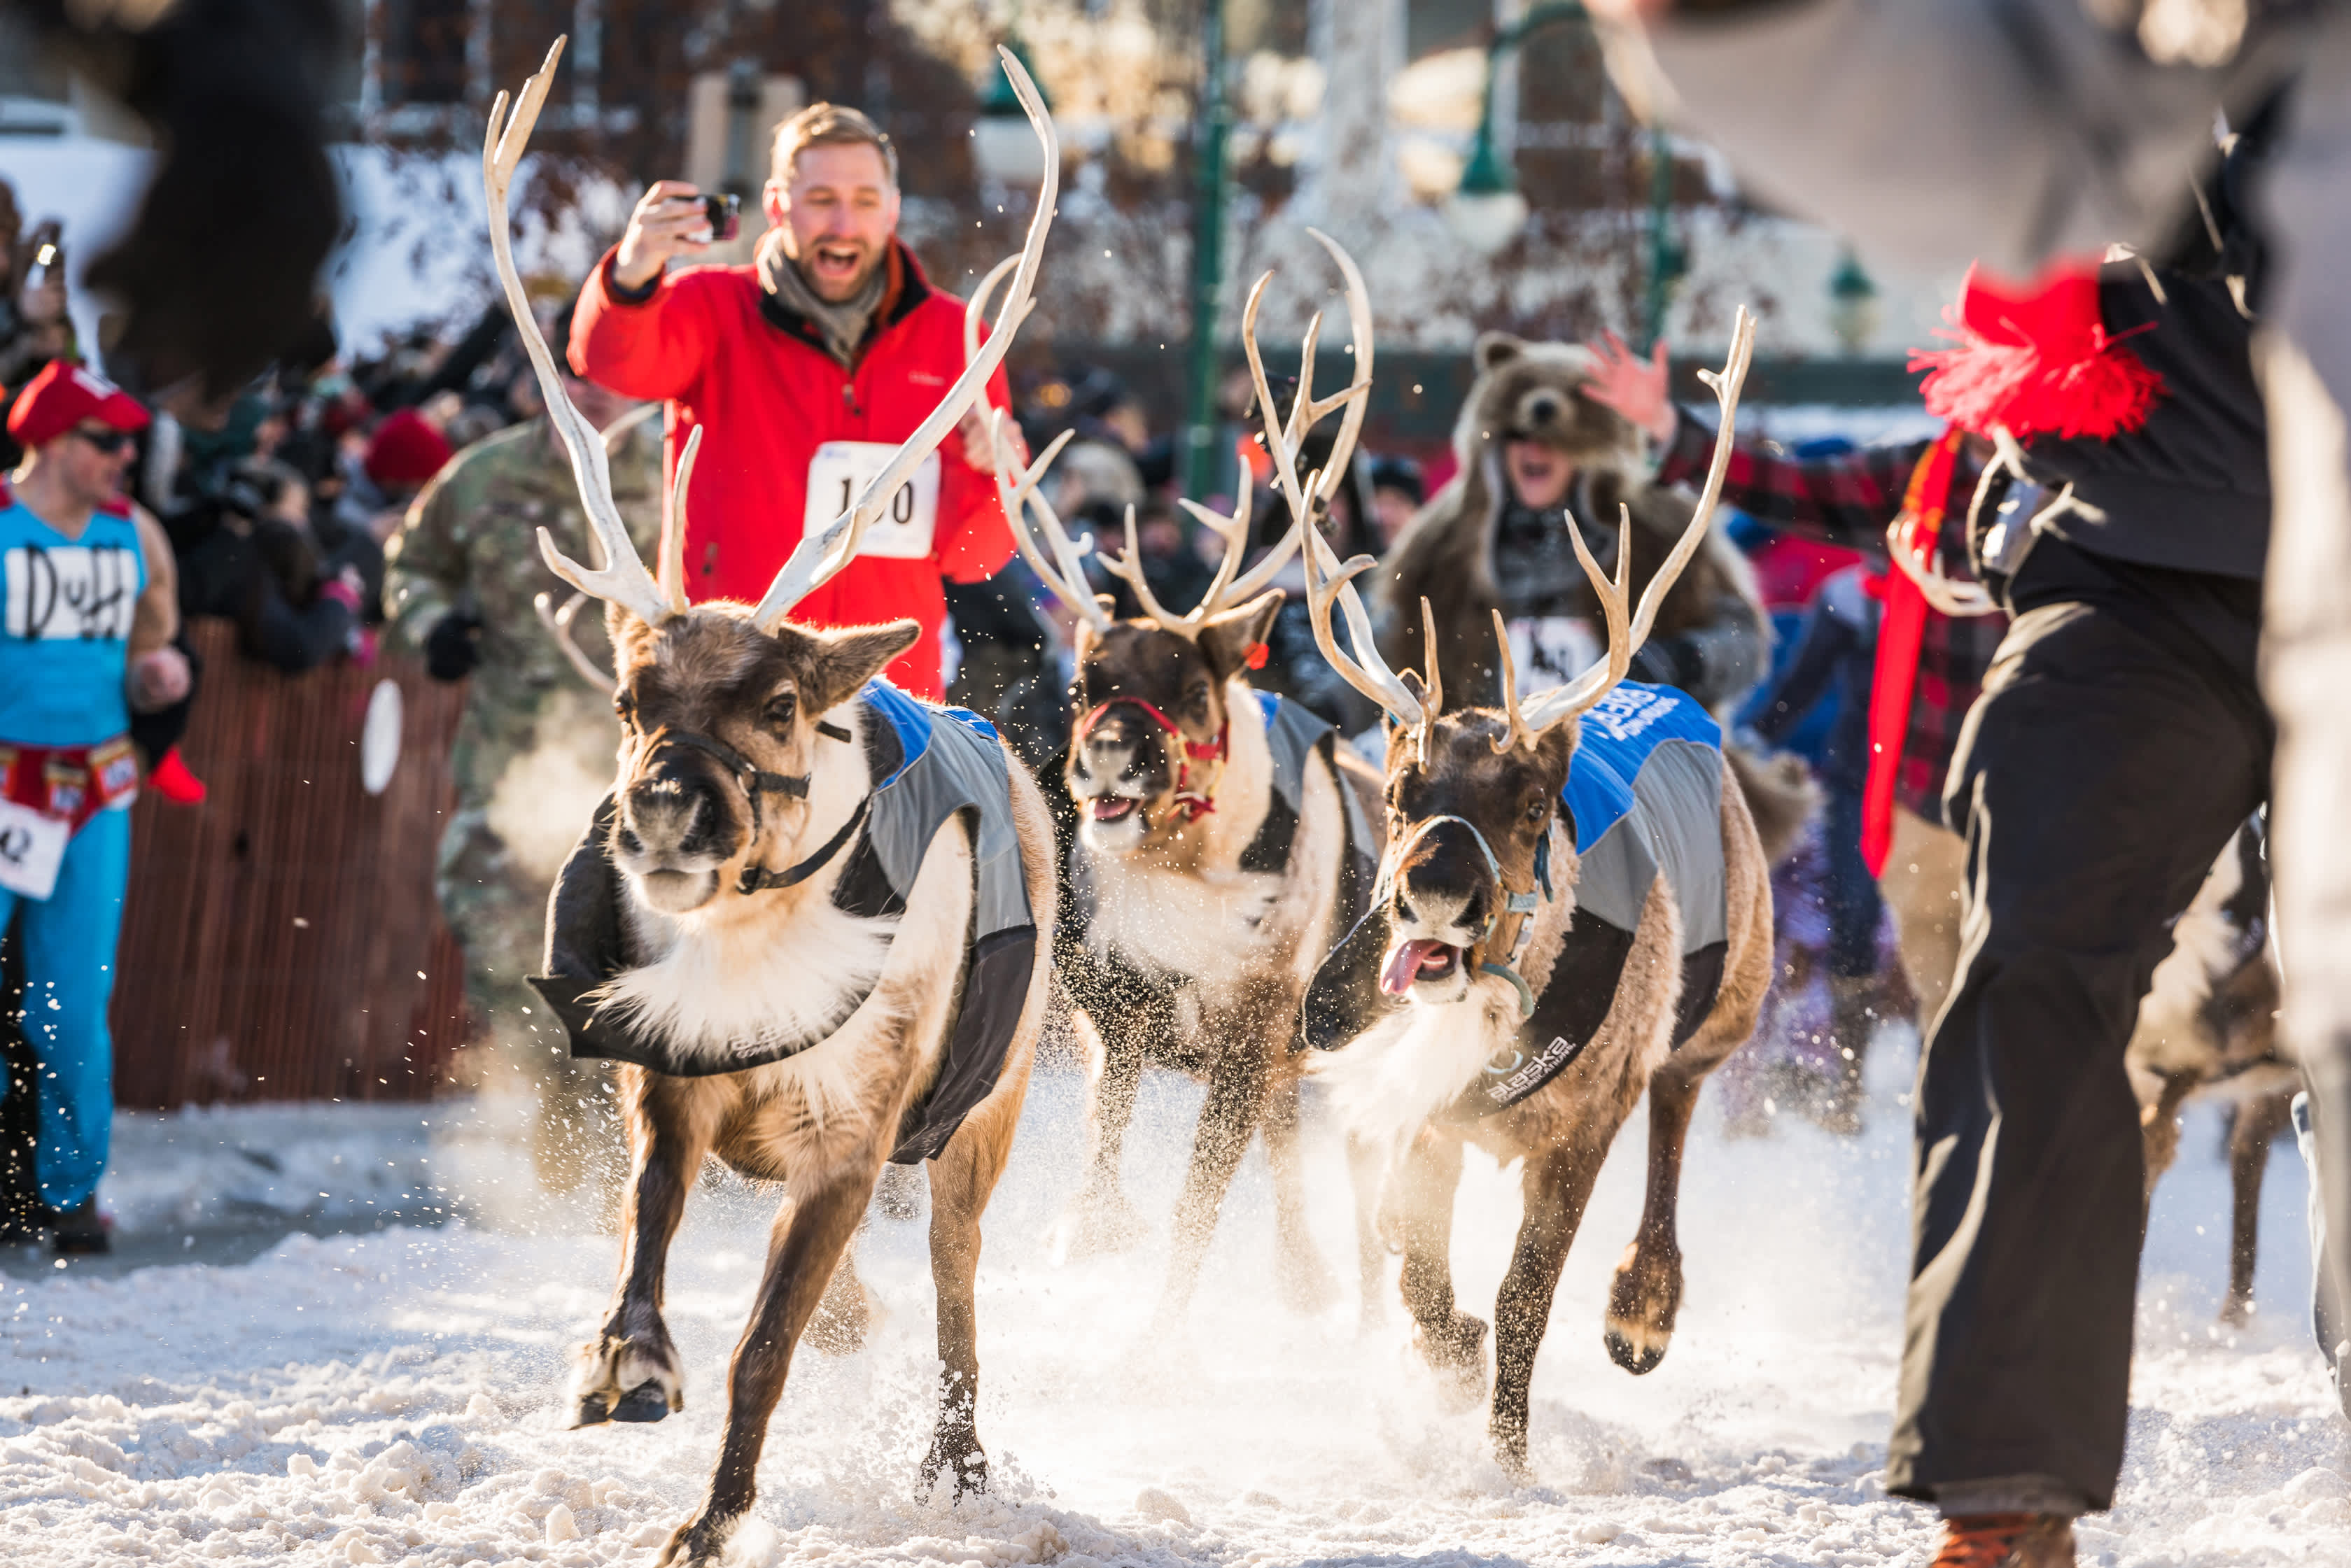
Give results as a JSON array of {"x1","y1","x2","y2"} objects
[
  {"x1": 973, "y1": 236, "x2": 1387, "y2": 1318},
  {"x1": 487, "y1": 41, "x2": 1061, "y2": 1565},
  {"x1": 1304, "y1": 311, "x2": 1784, "y2": 1473}
]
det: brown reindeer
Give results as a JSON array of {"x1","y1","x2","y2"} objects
[
  {"x1": 971, "y1": 236, "x2": 1387, "y2": 1318},
  {"x1": 2128, "y1": 817, "x2": 2296, "y2": 1325},
  {"x1": 486, "y1": 42, "x2": 1062, "y2": 1565},
  {"x1": 1302, "y1": 312, "x2": 1785, "y2": 1474}
]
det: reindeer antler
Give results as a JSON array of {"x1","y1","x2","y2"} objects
[
  {"x1": 1300, "y1": 495, "x2": 1439, "y2": 758},
  {"x1": 1503, "y1": 306, "x2": 1758, "y2": 740},
  {"x1": 963, "y1": 258, "x2": 1111, "y2": 633},
  {"x1": 752, "y1": 47, "x2": 1057, "y2": 633},
  {"x1": 486, "y1": 37, "x2": 682, "y2": 629},
  {"x1": 1239, "y1": 228, "x2": 1375, "y2": 609}
]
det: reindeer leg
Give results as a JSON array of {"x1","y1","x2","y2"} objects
[
  {"x1": 2224, "y1": 1092, "x2": 2293, "y2": 1327},
  {"x1": 1064, "y1": 1010, "x2": 1147, "y2": 1255},
  {"x1": 1605, "y1": 1066, "x2": 1703, "y2": 1376},
  {"x1": 920, "y1": 1044, "x2": 1033, "y2": 1499},
  {"x1": 1391, "y1": 1128, "x2": 1484, "y2": 1398},
  {"x1": 574, "y1": 1072, "x2": 716, "y2": 1427},
  {"x1": 803, "y1": 1238, "x2": 872, "y2": 1355},
  {"x1": 1264, "y1": 1070, "x2": 1338, "y2": 1313},
  {"x1": 1158, "y1": 1031, "x2": 1273, "y2": 1321},
  {"x1": 1345, "y1": 1129, "x2": 1391, "y2": 1332},
  {"x1": 2140, "y1": 1071, "x2": 2198, "y2": 1232},
  {"x1": 1493, "y1": 1140, "x2": 1613, "y2": 1476},
  {"x1": 659, "y1": 1154, "x2": 881, "y2": 1567}
]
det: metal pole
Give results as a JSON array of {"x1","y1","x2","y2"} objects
[
  {"x1": 1183, "y1": 0, "x2": 1230, "y2": 501},
  {"x1": 1640, "y1": 125, "x2": 1676, "y2": 353}
]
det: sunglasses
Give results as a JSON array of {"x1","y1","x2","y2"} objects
[{"x1": 67, "y1": 425, "x2": 138, "y2": 457}]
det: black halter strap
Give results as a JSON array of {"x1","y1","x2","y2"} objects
[
  {"x1": 738, "y1": 793, "x2": 871, "y2": 895},
  {"x1": 647, "y1": 718, "x2": 864, "y2": 896}
]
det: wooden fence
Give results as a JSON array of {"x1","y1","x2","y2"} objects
[{"x1": 110, "y1": 619, "x2": 471, "y2": 1107}]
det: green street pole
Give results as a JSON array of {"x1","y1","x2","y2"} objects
[
  {"x1": 1182, "y1": 0, "x2": 1230, "y2": 501},
  {"x1": 1639, "y1": 126, "x2": 1686, "y2": 354}
]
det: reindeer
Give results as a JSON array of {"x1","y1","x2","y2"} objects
[
  {"x1": 1301, "y1": 312, "x2": 1784, "y2": 1474},
  {"x1": 486, "y1": 41, "x2": 1061, "y2": 1565},
  {"x1": 971, "y1": 236, "x2": 1387, "y2": 1318}
]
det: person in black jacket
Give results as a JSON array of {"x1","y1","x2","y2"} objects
[{"x1": 1841, "y1": 162, "x2": 2277, "y2": 1556}]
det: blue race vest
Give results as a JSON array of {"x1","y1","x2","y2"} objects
[{"x1": 0, "y1": 494, "x2": 145, "y2": 746}]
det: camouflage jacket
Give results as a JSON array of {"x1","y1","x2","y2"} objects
[{"x1": 385, "y1": 415, "x2": 661, "y2": 811}]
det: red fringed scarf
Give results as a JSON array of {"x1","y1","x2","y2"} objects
[
  {"x1": 1911, "y1": 262, "x2": 2163, "y2": 442},
  {"x1": 1861, "y1": 429, "x2": 1962, "y2": 877}
]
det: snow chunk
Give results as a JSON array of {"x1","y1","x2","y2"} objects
[{"x1": 1135, "y1": 1486, "x2": 1191, "y2": 1525}]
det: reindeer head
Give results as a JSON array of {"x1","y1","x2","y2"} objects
[
  {"x1": 1064, "y1": 599, "x2": 1278, "y2": 852},
  {"x1": 604, "y1": 607, "x2": 917, "y2": 912},
  {"x1": 971, "y1": 231, "x2": 1373, "y2": 856},
  {"x1": 1306, "y1": 310, "x2": 1757, "y2": 1012},
  {"x1": 484, "y1": 37, "x2": 1055, "y2": 910}
]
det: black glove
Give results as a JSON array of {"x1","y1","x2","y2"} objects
[{"x1": 423, "y1": 609, "x2": 483, "y2": 681}]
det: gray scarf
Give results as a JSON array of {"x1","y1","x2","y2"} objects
[{"x1": 757, "y1": 229, "x2": 886, "y2": 367}]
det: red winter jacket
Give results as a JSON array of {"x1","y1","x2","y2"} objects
[{"x1": 569, "y1": 241, "x2": 1013, "y2": 698}]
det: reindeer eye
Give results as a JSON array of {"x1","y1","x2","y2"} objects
[
  {"x1": 1525, "y1": 797, "x2": 1548, "y2": 824},
  {"x1": 765, "y1": 691, "x2": 798, "y2": 730},
  {"x1": 613, "y1": 692, "x2": 636, "y2": 729}
]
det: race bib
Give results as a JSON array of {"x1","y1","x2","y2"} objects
[
  {"x1": 1505, "y1": 616, "x2": 1603, "y2": 696},
  {"x1": 804, "y1": 442, "x2": 941, "y2": 561},
  {"x1": 0, "y1": 797, "x2": 70, "y2": 901}
]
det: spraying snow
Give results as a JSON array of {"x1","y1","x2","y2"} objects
[{"x1": 0, "y1": 1038, "x2": 2341, "y2": 1565}]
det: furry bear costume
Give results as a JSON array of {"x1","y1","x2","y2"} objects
[{"x1": 1380, "y1": 333, "x2": 1767, "y2": 715}]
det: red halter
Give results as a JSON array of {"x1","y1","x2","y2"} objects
[{"x1": 1076, "y1": 698, "x2": 1227, "y2": 821}]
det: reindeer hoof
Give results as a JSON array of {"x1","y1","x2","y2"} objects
[
  {"x1": 570, "y1": 1393, "x2": 612, "y2": 1428},
  {"x1": 920, "y1": 1440, "x2": 990, "y2": 1502},
  {"x1": 612, "y1": 1380, "x2": 673, "y2": 1422},
  {"x1": 1604, "y1": 1326, "x2": 1669, "y2": 1376},
  {"x1": 656, "y1": 1511, "x2": 737, "y2": 1567}
]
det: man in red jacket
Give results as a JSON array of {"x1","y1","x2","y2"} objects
[{"x1": 569, "y1": 103, "x2": 1016, "y2": 698}]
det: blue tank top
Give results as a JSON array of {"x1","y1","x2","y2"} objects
[{"x1": 0, "y1": 493, "x2": 146, "y2": 745}]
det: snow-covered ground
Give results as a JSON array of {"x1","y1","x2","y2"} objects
[{"x1": 2, "y1": 1038, "x2": 2343, "y2": 1566}]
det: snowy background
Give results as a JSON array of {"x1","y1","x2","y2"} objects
[{"x1": 2, "y1": 1031, "x2": 2343, "y2": 1567}]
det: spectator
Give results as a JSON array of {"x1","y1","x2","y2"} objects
[
  {"x1": 1746, "y1": 561, "x2": 1887, "y2": 1129},
  {"x1": 569, "y1": 100, "x2": 1017, "y2": 698},
  {"x1": 383, "y1": 335, "x2": 660, "y2": 1192},
  {"x1": 171, "y1": 459, "x2": 361, "y2": 673},
  {"x1": 0, "y1": 361, "x2": 190, "y2": 1253},
  {"x1": 1366, "y1": 453, "x2": 1424, "y2": 549},
  {"x1": 329, "y1": 406, "x2": 451, "y2": 623},
  {"x1": 0, "y1": 193, "x2": 73, "y2": 393}
]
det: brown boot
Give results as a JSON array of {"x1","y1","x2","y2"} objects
[{"x1": 1930, "y1": 1513, "x2": 2077, "y2": 1567}]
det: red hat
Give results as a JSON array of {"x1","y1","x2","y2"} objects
[
  {"x1": 6, "y1": 360, "x2": 150, "y2": 448},
  {"x1": 1911, "y1": 262, "x2": 2163, "y2": 442},
  {"x1": 364, "y1": 407, "x2": 453, "y2": 488}
]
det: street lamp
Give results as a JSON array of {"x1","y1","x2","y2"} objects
[
  {"x1": 1445, "y1": 115, "x2": 1530, "y2": 258},
  {"x1": 1441, "y1": 1, "x2": 1686, "y2": 351},
  {"x1": 1828, "y1": 248, "x2": 1879, "y2": 355},
  {"x1": 1440, "y1": 1, "x2": 1585, "y2": 257},
  {"x1": 973, "y1": 38, "x2": 1053, "y2": 185}
]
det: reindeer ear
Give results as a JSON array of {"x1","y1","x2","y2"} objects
[
  {"x1": 605, "y1": 599, "x2": 655, "y2": 658},
  {"x1": 802, "y1": 619, "x2": 923, "y2": 712},
  {"x1": 1195, "y1": 590, "x2": 1282, "y2": 681}
]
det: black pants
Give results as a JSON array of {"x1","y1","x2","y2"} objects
[{"x1": 1885, "y1": 539, "x2": 2271, "y2": 1513}]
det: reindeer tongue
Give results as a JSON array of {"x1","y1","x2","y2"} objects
[{"x1": 1382, "y1": 939, "x2": 1453, "y2": 996}]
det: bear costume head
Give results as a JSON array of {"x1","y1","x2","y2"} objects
[{"x1": 1375, "y1": 331, "x2": 1760, "y2": 716}]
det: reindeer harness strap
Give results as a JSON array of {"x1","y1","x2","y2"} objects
[{"x1": 1076, "y1": 697, "x2": 1228, "y2": 821}]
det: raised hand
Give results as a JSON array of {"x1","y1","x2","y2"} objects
[
  {"x1": 1580, "y1": 329, "x2": 1676, "y2": 446},
  {"x1": 612, "y1": 180, "x2": 717, "y2": 292}
]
